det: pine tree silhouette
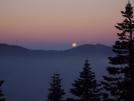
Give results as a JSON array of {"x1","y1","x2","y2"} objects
[
  {"x1": 70, "y1": 59, "x2": 101, "y2": 101},
  {"x1": 0, "y1": 80, "x2": 5, "y2": 101},
  {"x1": 101, "y1": 1, "x2": 134, "y2": 101},
  {"x1": 47, "y1": 73, "x2": 65, "y2": 101}
]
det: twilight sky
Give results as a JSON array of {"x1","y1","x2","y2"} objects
[{"x1": 0, "y1": 0, "x2": 134, "y2": 50}]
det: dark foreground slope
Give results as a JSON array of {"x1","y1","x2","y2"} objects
[{"x1": 0, "y1": 43, "x2": 114, "y2": 101}]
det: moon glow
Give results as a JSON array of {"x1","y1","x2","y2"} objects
[{"x1": 72, "y1": 43, "x2": 77, "y2": 47}]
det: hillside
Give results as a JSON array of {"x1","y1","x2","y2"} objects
[{"x1": 0, "y1": 43, "x2": 114, "y2": 101}]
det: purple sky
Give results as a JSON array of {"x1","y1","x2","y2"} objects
[{"x1": 0, "y1": 0, "x2": 134, "y2": 50}]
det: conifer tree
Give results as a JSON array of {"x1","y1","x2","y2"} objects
[
  {"x1": 47, "y1": 73, "x2": 65, "y2": 101},
  {"x1": 101, "y1": 1, "x2": 134, "y2": 101},
  {"x1": 0, "y1": 80, "x2": 5, "y2": 101},
  {"x1": 70, "y1": 59, "x2": 101, "y2": 101}
]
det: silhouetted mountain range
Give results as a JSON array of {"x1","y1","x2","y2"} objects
[
  {"x1": 0, "y1": 43, "x2": 114, "y2": 101},
  {"x1": 0, "y1": 43, "x2": 113, "y2": 57}
]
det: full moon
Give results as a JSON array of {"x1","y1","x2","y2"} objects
[{"x1": 72, "y1": 43, "x2": 77, "y2": 47}]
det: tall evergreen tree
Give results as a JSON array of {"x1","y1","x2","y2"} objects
[
  {"x1": 70, "y1": 59, "x2": 101, "y2": 101},
  {"x1": 0, "y1": 80, "x2": 5, "y2": 101},
  {"x1": 101, "y1": 1, "x2": 134, "y2": 101},
  {"x1": 47, "y1": 73, "x2": 65, "y2": 101}
]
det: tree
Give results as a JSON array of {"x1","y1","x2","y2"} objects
[
  {"x1": 0, "y1": 80, "x2": 5, "y2": 101},
  {"x1": 70, "y1": 59, "x2": 101, "y2": 101},
  {"x1": 47, "y1": 73, "x2": 65, "y2": 101},
  {"x1": 101, "y1": 1, "x2": 134, "y2": 101}
]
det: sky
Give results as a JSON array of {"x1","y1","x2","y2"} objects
[{"x1": 0, "y1": 0, "x2": 134, "y2": 50}]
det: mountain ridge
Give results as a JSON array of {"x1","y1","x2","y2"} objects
[
  {"x1": 0, "y1": 43, "x2": 111, "y2": 51},
  {"x1": 0, "y1": 43, "x2": 113, "y2": 58},
  {"x1": 0, "y1": 43, "x2": 114, "y2": 101}
]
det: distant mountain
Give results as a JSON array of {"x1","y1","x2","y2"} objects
[
  {"x1": 0, "y1": 43, "x2": 113, "y2": 57},
  {"x1": 0, "y1": 43, "x2": 59, "y2": 57},
  {"x1": 0, "y1": 43, "x2": 114, "y2": 101},
  {"x1": 0, "y1": 43, "x2": 30, "y2": 57},
  {"x1": 64, "y1": 44, "x2": 113, "y2": 57}
]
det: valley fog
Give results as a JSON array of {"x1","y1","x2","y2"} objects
[{"x1": 0, "y1": 44, "x2": 113, "y2": 101}]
